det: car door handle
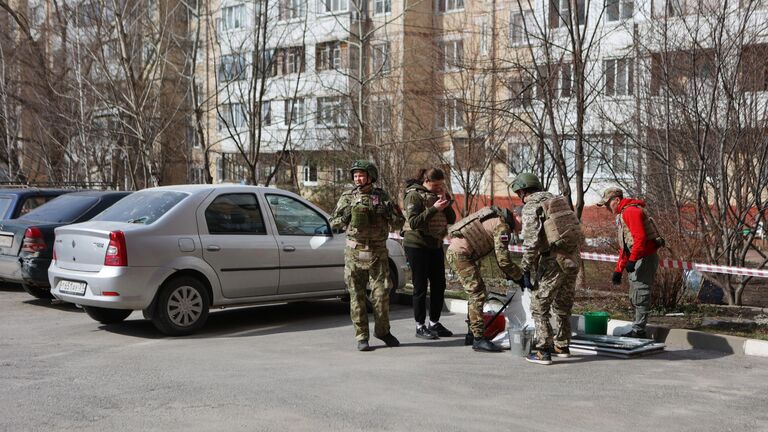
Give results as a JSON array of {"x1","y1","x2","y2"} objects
[
  {"x1": 206, "y1": 245, "x2": 221, "y2": 252},
  {"x1": 282, "y1": 246, "x2": 296, "y2": 252}
]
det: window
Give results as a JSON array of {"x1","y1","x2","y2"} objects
[
  {"x1": 258, "y1": 49, "x2": 277, "y2": 78},
  {"x1": 205, "y1": 194, "x2": 266, "y2": 235},
  {"x1": 508, "y1": 75, "x2": 533, "y2": 108},
  {"x1": 478, "y1": 18, "x2": 489, "y2": 56},
  {"x1": 435, "y1": 0, "x2": 463, "y2": 13},
  {"x1": 302, "y1": 162, "x2": 318, "y2": 184},
  {"x1": 316, "y1": 96, "x2": 348, "y2": 127},
  {"x1": 93, "y1": 191, "x2": 188, "y2": 225},
  {"x1": 372, "y1": 100, "x2": 392, "y2": 131},
  {"x1": 261, "y1": 101, "x2": 272, "y2": 125},
  {"x1": 218, "y1": 53, "x2": 247, "y2": 82},
  {"x1": 607, "y1": 0, "x2": 634, "y2": 21},
  {"x1": 316, "y1": 41, "x2": 344, "y2": 71},
  {"x1": 19, "y1": 197, "x2": 49, "y2": 216},
  {"x1": 559, "y1": 63, "x2": 573, "y2": 98},
  {"x1": 507, "y1": 141, "x2": 533, "y2": 175},
  {"x1": 21, "y1": 195, "x2": 98, "y2": 223},
  {"x1": 220, "y1": 153, "x2": 249, "y2": 182},
  {"x1": 740, "y1": 44, "x2": 768, "y2": 92},
  {"x1": 320, "y1": 0, "x2": 347, "y2": 13},
  {"x1": 278, "y1": 46, "x2": 305, "y2": 75},
  {"x1": 510, "y1": 11, "x2": 532, "y2": 45},
  {"x1": 279, "y1": 0, "x2": 305, "y2": 19},
  {"x1": 335, "y1": 168, "x2": 345, "y2": 183},
  {"x1": 604, "y1": 58, "x2": 634, "y2": 96},
  {"x1": 549, "y1": 0, "x2": 585, "y2": 28},
  {"x1": 371, "y1": 43, "x2": 390, "y2": 74},
  {"x1": 284, "y1": 98, "x2": 306, "y2": 125},
  {"x1": 436, "y1": 98, "x2": 464, "y2": 129},
  {"x1": 375, "y1": 0, "x2": 391, "y2": 14},
  {"x1": 187, "y1": 126, "x2": 201, "y2": 148},
  {"x1": 220, "y1": 4, "x2": 245, "y2": 31},
  {"x1": 438, "y1": 39, "x2": 463, "y2": 71},
  {"x1": 218, "y1": 103, "x2": 247, "y2": 131},
  {"x1": 266, "y1": 194, "x2": 331, "y2": 236},
  {"x1": 190, "y1": 166, "x2": 206, "y2": 184}
]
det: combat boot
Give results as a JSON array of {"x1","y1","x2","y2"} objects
[
  {"x1": 525, "y1": 349, "x2": 552, "y2": 365},
  {"x1": 377, "y1": 333, "x2": 400, "y2": 347},
  {"x1": 472, "y1": 337, "x2": 502, "y2": 353},
  {"x1": 357, "y1": 340, "x2": 372, "y2": 351},
  {"x1": 552, "y1": 345, "x2": 571, "y2": 358},
  {"x1": 621, "y1": 329, "x2": 648, "y2": 339}
]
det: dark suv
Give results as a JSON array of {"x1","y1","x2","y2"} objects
[{"x1": 0, "y1": 189, "x2": 73, "y2": 220}]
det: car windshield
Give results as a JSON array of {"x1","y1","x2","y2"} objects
[
  {"x1": 20, "y1": 195, "x2": 99, "y2": 223},
  {"x1": 91, "y1": 191, "x2": 188, "y2": 225},
  {"x1": 0, "y1": 197, "x2": 13, "y2": 219}
]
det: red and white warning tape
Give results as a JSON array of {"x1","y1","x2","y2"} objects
[{"x1": 388, "y1": 234, "x2": 768, "y2": 278}]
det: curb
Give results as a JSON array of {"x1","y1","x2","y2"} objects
[{"x1": 443, "y1": 299, "x2": 768, "y2": 358}]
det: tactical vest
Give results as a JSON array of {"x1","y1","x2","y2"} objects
[
  {"x1": 618, "y1": 204, "x2": 664, "y2": 252},
  {"x1": 448, "y1": 207, "x2": 497, "y2": 258},
  {"x1": 347, "y1": 189, "x2": 388, "y2": 244},
  {"x1": 421, "y1": 191, "x2": 448, "y2": 239},
  {"x1": 540, "y1": 195, "x2": 584, "y2": 253}
]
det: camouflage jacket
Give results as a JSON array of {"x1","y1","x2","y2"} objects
[
  {"x1": 520, "y1": 191, "x2": 555, "y2": 272},
  {"x1": 403, "y1": 183, "x2": 456, "y2": 249},
  {"x1": 330, "y1": 185, "x2": 405, "y2": 244}
]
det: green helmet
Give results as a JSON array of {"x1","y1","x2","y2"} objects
[
  {"x1": 350, "y1": 160, "x2": 378, "y2": 183},
  {"x1": 511, "y1": 172, "x2": 542, "y2": 193}
]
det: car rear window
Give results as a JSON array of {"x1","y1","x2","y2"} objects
[
  {"x1": 0, "y1": 197, "x2": 12, "y2": 219},
  {"x1": 20, "y1": 195, "x2": 100, "y2": 223},
  {"x1": 91, "y1": 191, "x2": 188, "y2": 225}
]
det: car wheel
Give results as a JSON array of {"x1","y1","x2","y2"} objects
[
  {"x1": 83, "y1": 306, "x2": 132, "y2": 324},
  {"x1": 151, "y1": 276, "x2": 210, "y2": 336},
  {"x1": 22, "y1": 283, "x2": 54, "y2": 299}
]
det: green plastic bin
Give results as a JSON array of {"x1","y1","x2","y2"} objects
[{"x1": 584, "y1": 311, "x2": 610, "y2": 335}]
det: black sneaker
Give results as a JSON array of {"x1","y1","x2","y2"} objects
[
  {"x1": 428, "y1": 322, "x2": 454, "y2": 337},
  {"x1": 415, "y1": 326, "x2": 438, "y2": 340},
  {"x1": 621, "y1": 329, "x2": 648, "y2": 339},
  {"x1": 357, "y1": 340, "x2": 372, "y2": 351},
  {"x1": 472, "y1": 338, "x2": 502, "y2": 352},
  {"x1": 526, "y1": 349, "x2": 553, "y2": 365},
  {"x1": 552, "y1": 345, "x2": 571, "y2": 358},
  {"x1": 378, "y1": 333, "x2": 400, "y2": 347}
]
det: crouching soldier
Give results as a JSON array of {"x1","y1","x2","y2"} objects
[
  {"x1": 512, "y1": 173, "x2": 584, "y2": 365},
  {"x1": 446, "y1": 206, "x2": 524, "y2": 353},
  {"x1": 330, "y1": 160, "x2": 405, "y2": 352}
]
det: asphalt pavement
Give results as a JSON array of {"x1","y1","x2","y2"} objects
[{"x1": 1, "y1": 286, "x2": 767, "y2": 432}]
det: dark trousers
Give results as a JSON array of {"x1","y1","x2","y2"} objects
[{"x1": 405, "y1": 246, "x2": 446, "y2": 325}]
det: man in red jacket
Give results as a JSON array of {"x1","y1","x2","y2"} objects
[{"x1": 597, "y1": 187, "x2": 660, "y2": 338}]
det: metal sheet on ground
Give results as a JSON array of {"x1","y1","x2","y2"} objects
[{"x1": 570, "y1": 343, "x2": 667, "y2": 358}]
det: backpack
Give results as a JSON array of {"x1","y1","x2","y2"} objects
[{"x1": 540, "y1": 195, "x2": 584, "y2": 253}]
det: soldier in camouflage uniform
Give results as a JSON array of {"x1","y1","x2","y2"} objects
[
  {"x1": 330, "y1": 160, "x2": 405, "y2": 351},
  {"x1": 446, "y1": 206, "x2": 524, "y2": 352},
  {"x1": 512, "y1": 173, "x2": 584, "y2": 365}
]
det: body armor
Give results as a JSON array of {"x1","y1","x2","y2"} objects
[
  {"x1": 540, "y1": 195, "x2": 585, "y2": 253},
  {"x1": 449, "y1": 207, "x2": 497, "y2": 258},
  {"x1": 618, "y1": 205, "x2": 665, "y2": 252}
]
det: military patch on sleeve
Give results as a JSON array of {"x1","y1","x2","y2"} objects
[{"x1": 499, "y1": 233, "x2": 510, "y2": 243}]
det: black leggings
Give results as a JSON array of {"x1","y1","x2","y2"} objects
[{"x1": 405, "y1": 246, "x2": 446, "y2": 325}]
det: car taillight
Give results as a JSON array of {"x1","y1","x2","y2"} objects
[
  {"x1": 21, "y1": 227, "x2": 46, "y2": 254},
  {"x1": 104, "y1": 231, "x2": 127, "y2": 267}
]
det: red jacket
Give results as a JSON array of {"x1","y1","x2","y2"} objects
[{"x1": 615, "y1": 199, "x2": 658, "y2": 272}]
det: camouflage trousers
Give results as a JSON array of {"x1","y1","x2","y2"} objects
[
  {"x1": 628, "y1": 254, "x2": 658, "y2": 332},
  {"x1": 446, "y1": 249, "x2": 486, "y2": 339},
  {"x1": 530, "y1": 252, "x2": 580, "y2": 350},
  {"x1": 345, "y1": 245, "x2": 390, "y2": 341}
]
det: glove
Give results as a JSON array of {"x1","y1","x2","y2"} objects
[
  {"x1": 523, "y1": 270, "x2": 534, "y2": 290},
  {"x1": 626, "y1": 261, "x2": 636, "y2": 273},
  {"x1": 612, "y1": 271, "x2": 622, "y2": 285}
]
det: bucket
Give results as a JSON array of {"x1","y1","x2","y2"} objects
[
  {"x1": 583, "y1": 311, "x2": 610, "y2": 335},
  {"x1": 508, "y1": 328, "x2": 534, "y2": 357}
]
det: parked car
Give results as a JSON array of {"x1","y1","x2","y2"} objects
[
  {"x1": 0, "y1": 188, "x2": 73, "y2": 220},
  {"x1": 49, "y1": 185, "x2": 408, "y2": 336},
  {"x1": 0, "y1": 191, "x2": 131, "y2": 298}
]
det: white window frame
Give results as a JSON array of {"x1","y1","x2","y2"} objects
[
  {"x1": 283, "y1": 98, "x2": 305, "y2": 126},
  {"x1": 436, "y1": 98, "x2": 464, "y2": 130},
  {"x1": 510, "y1": 11, "x2": 533, "y2": 45},
  {"x1": 319, "y1": 0, "x2": 347, "y2": 14},
  {"x1": 316, "y1": 97, "x2": 348, "y2": 127},
  {"x1": 603, "y1": 58, "x2": 634, "y2": 97},
  {"x1": 302, "y1": 162, "x2": 318, "y2": 185},
  {"x1": 220, "y1": 4, "x2": 245, "y2": 31},
  {"x1": 218, "y1": 103, "x2": 247, "y2": 131},
  {"x1": 439, "y1": 39, "x2": 463, "y2": 72},
  {"x1": 374, "y1": 0, "x2": 391, "y2": 15},
  {"x1": 479, "y1": 18, "x2": 489, "y2": 56},
  {"x1": 261, "y1": 101, "x2": 272, "y2": 125},
  {"x1": 371, "y1": 43, "x2": 390, "y2": 74},
  {"x1": 607, "y1": 0, "x2": 634, "y2": 21},
  {"x1": 435, "y1": 0, "x2": 464, "y2": 13},
  {"x1": 280, "y1": 0, "x2": 305, "y2": 20},
  {"x1": 317, "y1": 41, "x2": 343, "y2": 71}
]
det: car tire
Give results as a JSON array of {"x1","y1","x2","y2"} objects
[
  {"x1": 151, "y1": 276, "x2": 210, "y2": 336},
  {"x1": 22, "y1": 283, "x2": 54, "y2": 299},
  {"x1": 83, "y1": 306, "x2": 133, "y2": 324}
]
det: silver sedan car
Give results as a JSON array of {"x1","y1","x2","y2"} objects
[{"x1": 49, "y1": 185, "x2": 408, "y2": 335}]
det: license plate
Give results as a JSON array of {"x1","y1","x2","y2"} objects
[
  {"x1": 0, "y1": 235, "x2": 12, "y2": 248},
  {"x1": 57, "y1": 280, "x2": 87, "y2": 296}
]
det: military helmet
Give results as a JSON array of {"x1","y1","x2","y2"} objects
[
  {"x1": 510, "y1": 172, "x2": 543, "y2": 193},
  {"x1": 350, "y1": 160, "x2": 379, "y2": 183}
]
